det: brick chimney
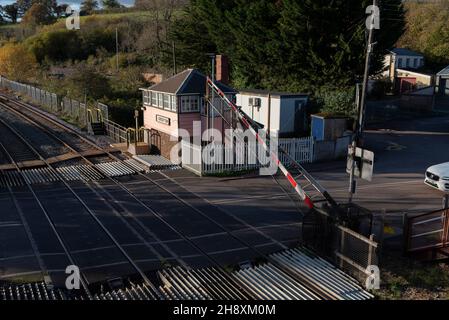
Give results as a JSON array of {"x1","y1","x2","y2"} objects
[{"x1": 216, "y1": 55, "x2": 230, "y2": 85}]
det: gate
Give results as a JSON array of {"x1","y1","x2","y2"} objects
[
  {"x1": 302, "y1": 206, "x2": 379, "y2": 284},
  {"x1": 404, "y1": 207, "x2": 449, "y2": 260}
]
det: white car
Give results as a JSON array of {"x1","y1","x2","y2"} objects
[{"x1": 425, "y1": 162, "x2": 449, "y2": 192}]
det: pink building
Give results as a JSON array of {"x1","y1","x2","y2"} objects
[{"x1": 140, "y1": 68, "x2": 236, "y2": 158}]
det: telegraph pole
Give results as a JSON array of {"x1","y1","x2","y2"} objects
[
  {"x1": 349, "y1": 0, "x2": 377, "y2": 203},
  {"x1": 115, "y1": 28, "x2": 119, "y2": 73},
  {"x1": 172, "y1": 41, "x2": 177, "y2": 76}
]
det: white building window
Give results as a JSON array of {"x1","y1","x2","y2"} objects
[
  {"x1": 143, "y1": 91, "x2": 150, "y2": 105},
  {"x1": 157, "y1": 93, "x2": 163, "y2": 108},
  {"x1": 180, "y1": 96, "x2": 200, "y2": 113},
  {"x1": 171, "y1": 95, "x2": 177, "y2": 112},
  {"x1": 151, "y1": 91, "x2": 157, "y2": 106},
  {"x1": 163, "y1": 94, "x2": 170, "y2": 110}
]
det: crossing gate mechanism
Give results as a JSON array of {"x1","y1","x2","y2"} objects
[{"x1": 205, "y1": 78, "x2": 341, "y2": 216}]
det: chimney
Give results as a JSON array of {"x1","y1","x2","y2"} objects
[{"x1": 216, "y1": 55, "x2": 230, "y2": 85}]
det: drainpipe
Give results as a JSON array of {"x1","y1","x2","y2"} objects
[{"x1": 267, "y1": 93, "x2": 271, "y2": 137}]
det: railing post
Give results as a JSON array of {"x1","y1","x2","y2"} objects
[
  {"x1": 403, "y1": 212, "x2": 410, "y2": 255},
  {"x1": 367, "y1": 234, "x2": 374, "y2": 267},
  {"x1": 339, "y1": 228, "x2": 345, "y2": 269}
]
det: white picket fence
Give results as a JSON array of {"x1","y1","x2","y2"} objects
[
  {"x1": 181, "y1": 136, "x2": 314, "y2": 176},
  {"x1": 279, "y1": 136, "x2": 315, "y2": 164}
]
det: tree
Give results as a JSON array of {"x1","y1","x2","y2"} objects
[
  {"x1": 2, "y1": 3, "x2": 19, "y2": 23},
  {"x1": 21, "y1": 2, "x2": 55, "y2": 26},
  {"x1": 16, "y1": 0, "x2": 33, "y2": 16},
  {"x1": 102, "y1": 0, "x2": 122, "y2": 9},
  {"x1": 55, "y1": 3, "x2": 69, "y2": 18},
  {"x1": 66, "y1": 64, "x2": 111, "y2": 100},
  {"x1": 0, "y1": 43, "x2": 37, "y2": 81},
  {"x1": 170, "y1": 0, "x2": 405, "y2": 93},
  {"x1": 397, "y1": 0, "x2": 449, "y2": 67},
  {"x1": 80, "y1": 0, "x2": 99, "y2": 15}
]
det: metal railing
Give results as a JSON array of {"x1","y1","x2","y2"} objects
[
  {"x1": 404, "y1": 208, "x2": 449, "y2": 254},
  {"x1": 0, "y1": 76, "x2": 110, "y2": 130},
  {"x1": 104, "y1": 119, "x2": 128, "y2": 143},
  {"x1": 302, "y1": 207, "x2": 379, "y2": 285}
]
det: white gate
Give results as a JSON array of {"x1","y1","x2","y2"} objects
[{"x1": 181, "y1": 136, "x2": 315, "y2": 176}]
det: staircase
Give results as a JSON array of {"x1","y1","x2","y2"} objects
[{"x1": 90, "y1": 122, "x2": 106, "y2": 135}]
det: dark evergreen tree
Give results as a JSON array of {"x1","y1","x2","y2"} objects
[
  {"x1": 80, "y1": 0, "x2": 99, "y2": 15},
  {"x1": 170, "y1": 0, "x2": 405, "y2": 93},
  {"x1": 102, "y1": 0, "x2": 122, "y2": 9},
  {"x1": 1, "y1": 3, "x2": 19, "y2": 23}
]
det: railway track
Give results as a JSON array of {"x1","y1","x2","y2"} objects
[
  {"x1": 0, "y1": 94, "x2": 346, "y2": 299},
  {"x1": 0, "y1": 121, "x2": 37, "y2": 164},
  {"x1": 0, "y1": 97, "x2": 253, "y2": 298},
  {"x1": 0, "y1": 110, "x2": 163, "y2": 298}
]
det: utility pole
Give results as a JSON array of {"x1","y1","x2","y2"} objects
[
  {"x1": 206, "y1": 54, "x2": 216, "y2": 143},
  {"x1": 172, "y1": 41, "x2": 177, "y2": 76},
  {"x1": 349, "y1": 0, "x2": 377, "y2": 203},
  {"x1": 115, "y1": 28, "x2": 119, "y2": 73}
]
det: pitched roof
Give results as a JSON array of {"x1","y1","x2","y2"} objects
[
  {"x1": 148, "y1": 69, "x2": 236, "y2": 95},
  {"x1": 390, "y1": 48, "x2": 423, "y2": 57},
  {"x1": 437, "y1": 65, "x2": 449, "y2": 77},
  {"x1": 237, "y1": 88, "x2": 309, "y2": 98}
]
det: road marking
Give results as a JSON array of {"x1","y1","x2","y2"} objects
[
  {"x1": 327, "y1": 179, "x2": 421, "y2": 193},
  {"x1": 386, "y1": 141, "x2": 407, "y2": 151}
]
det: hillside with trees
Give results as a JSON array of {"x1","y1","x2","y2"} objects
[
  {"x1": 397, "y1": 0, "x2": 449, "y2": 69},
  {"x1": 0, "y1": 0, "x2": 186, "y2": 124}
]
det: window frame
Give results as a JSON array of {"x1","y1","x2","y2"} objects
[{"x1": 151, "y1": 91, "x2": 157, "y2": 106}]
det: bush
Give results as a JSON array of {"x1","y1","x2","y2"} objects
[
  {"x1": 0, "y1": 42, "x2": 37, "y2": 81},
  {"x1": 65, "y1": 64, "x2": 111, "y2": 100},
  {"x1": 25, "y1": 28, "x2": 116, "y2": 63},
  {"x1": 314, "y1": 87, "x2": 356, "y2": 117}
]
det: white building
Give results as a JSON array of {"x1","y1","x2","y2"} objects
[
  {"x1": 384, "y1": 48, "x2": 425, "y2": 78},
  {"x1": 236, "y1": 89, "x2": 309, "y2": 138}
]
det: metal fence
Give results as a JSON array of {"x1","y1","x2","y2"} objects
[
  {"x1": 404, "y1": 208, "x2": 449, "y2": 254},
  {"x1": 302, "y1": 207, "x2": 379, "y2": 285},
  {"x1": 104, "y1": 119, "x2": 128, "y2": 143},
  {"x1": 0, "y1": 76, "x2": 108, "y2": 130}
]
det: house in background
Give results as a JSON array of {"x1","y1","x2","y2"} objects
[
  {"x1": 383, "y1": 48, "x2": 433, "y2": 93},
  {"x1": 140, "y1": 68, "x2": 236, "y2": 158},
  {"x1": 436, "y1": 66, "x2": 449, "y2": 96},
  {"x1": 236, "y1": 89, "x2": 309, "y2": 138},
  {"x1": 384, "y1": 48, "x2": 425, "y2": 75}
]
